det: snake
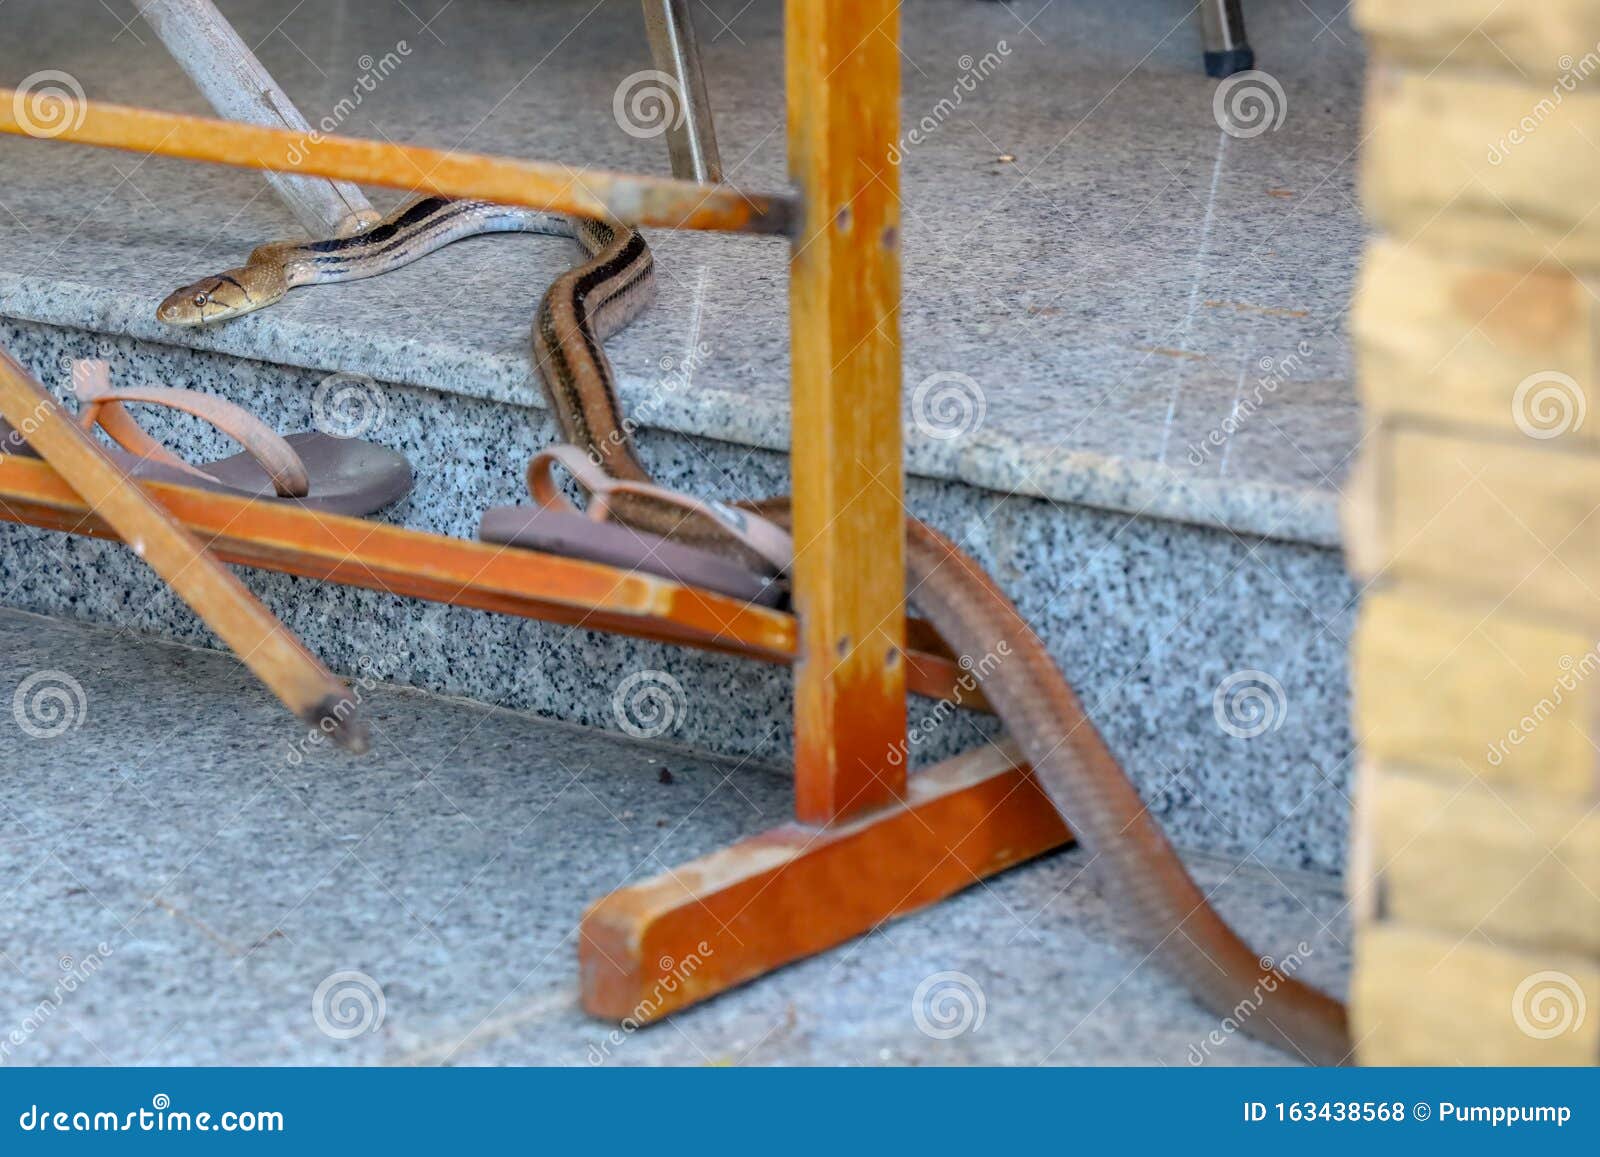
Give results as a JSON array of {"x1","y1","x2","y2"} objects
[
  {"x1": 158, "y1": 195, "x2": 762, "y2": 566},
  {"x1": 160, "y1": 194, "x2": 1352, "y2": 1065}
]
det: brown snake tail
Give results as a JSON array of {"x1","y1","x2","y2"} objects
[{"x1": 897, "y1": 517, "x2": 1351, "y2": 1065}]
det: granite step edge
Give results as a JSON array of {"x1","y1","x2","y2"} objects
[{"x1": 0, "y1": 275, "x2": 1341, "y2": 551}]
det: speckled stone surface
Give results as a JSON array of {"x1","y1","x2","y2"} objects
[
  {"x1": 0, "y1": 319, "x2": 1356, "y2": 873},
  {"x1": 0, "y1": 0, "x2": 1363, "y2": 545},
  {"x1": 0, "y1": 317, "x2": 1357, "y2": 872},
  {"x1": 0, "y1": 0, "x2": 1364, "y2": 872},
  {"x1": 0, "y1": 608, "x2": 1349, "y2": 1066}
]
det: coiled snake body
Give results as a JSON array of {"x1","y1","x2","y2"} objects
[{"x1": 161, "y1": 195, "x2": 1351, "y2": 1064}]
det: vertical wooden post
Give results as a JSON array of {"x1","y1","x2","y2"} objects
[{"x1": 786, "y1": 0, "x2": 907, "y2": 824}]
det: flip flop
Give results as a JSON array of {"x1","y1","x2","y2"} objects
[
  {"x1": 479, "y1": 444, "x2": 792, "y2": 607},
  {"x1": 0, "y1": 360, "x2": 411, "y2": 517}
]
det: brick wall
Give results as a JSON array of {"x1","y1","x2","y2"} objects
[{"x1": 1349, "y1": 0, "x2": 1600, "y2": 1065}]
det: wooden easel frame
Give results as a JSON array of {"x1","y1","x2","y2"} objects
[{"x1": 0, "y1": 1, "x2": 1071, "y2": 1021}]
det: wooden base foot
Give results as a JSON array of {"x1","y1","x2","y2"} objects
[{"x1": 579, "y1": 744, "x2": 1071, "y2": 1022}]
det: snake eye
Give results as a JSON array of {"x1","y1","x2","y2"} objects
[{"x1": 192, "y1": 291, "x2": 209, "y2": 307}]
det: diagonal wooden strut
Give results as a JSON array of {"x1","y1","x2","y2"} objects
[
  {"x1": 135, "y1": 0, "x2": 378, "y2": 237},
  {"x1": 0, "y1": 351, "x2": 366, "y2": 750}
]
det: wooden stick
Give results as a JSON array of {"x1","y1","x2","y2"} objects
[
  {"x1": 0, "y1": 351, "x2": 367, "y2": 752},
  {"x1": 785, "y1": 0, "x2": 907, "y2": 823},
  {"x1": 0, "y1": 452, "x2": 990, "y2": 712},
  {"x1": 0, "y1": 89, "x2": 794, "y2": 235},
  {"x1": 135, "y1": 0, "x2": 378, "y2": 237}
]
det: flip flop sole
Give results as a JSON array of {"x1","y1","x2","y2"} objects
[
  {"x1": 1, "y1": 422, "x2": 411, "y2": 516},
  {"x1": 479, "y1": 505, "x2": 786, "y2": 608}
]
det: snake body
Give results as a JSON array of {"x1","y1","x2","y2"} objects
[
  {"x1": 159, "y1": 195, "x2": 764, "y2": 564},
  {"x1": 162, "y1": 196, "x2": 1350, "y2": 1064},
  {"x1": 895, "y1": 517, "x2": 1350, "y2": 1064}
]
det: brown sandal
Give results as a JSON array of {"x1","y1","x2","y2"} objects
[
  {"x1": 0, "y1": 360, "x2": 411, "y2": 516},
  {"x1": 479, "y1": 445, "x2": 792, "y2": 607}
]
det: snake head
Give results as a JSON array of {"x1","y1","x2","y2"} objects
[{"x1": 156, "y1": 270, "x2": 260, "y2": 327}]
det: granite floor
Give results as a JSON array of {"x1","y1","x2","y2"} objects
[
  {"x1": 0, "y1": 607, "x2": 1350, "y2": 1066},
  {"x1": 0, "y1": 0, "x2": 1365, "y2": 544}
]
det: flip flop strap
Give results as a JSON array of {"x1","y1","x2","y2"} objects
[
  {"x1": 527, "y1": 444, "x2": 794, "y2": 574},
  {"x1": 71, "y1": 360, "x2": 310, "y2": 498}
]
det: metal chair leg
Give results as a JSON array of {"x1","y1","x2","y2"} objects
[
  {"x1": 1200, "y1": 0, "x2": 1254, "y2": 78},
  {"x1": 641, "y1": 0, "x2": 723, "y2": 184}
]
